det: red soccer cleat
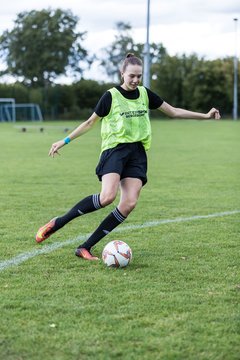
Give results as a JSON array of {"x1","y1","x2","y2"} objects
[
  {"x1": 75, "y1": 247, "x2": 99, "y2": 261},
  {"x1": 35, "y1": 217, "x2": 57, "y2": 243}
]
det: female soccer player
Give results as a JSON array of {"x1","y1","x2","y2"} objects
[{"x1": 36, "y1": 53, "x2": 220, "y2": 260}]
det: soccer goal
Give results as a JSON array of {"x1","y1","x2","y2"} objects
[{"x1": 0, "y1": 99, "x2": 43, "y2": 122}]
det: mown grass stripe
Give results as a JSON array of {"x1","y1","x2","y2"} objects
[{"x1": 0, "y1": 209, "x2": 239, "y2": 272}]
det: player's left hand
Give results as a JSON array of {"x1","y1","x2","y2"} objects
[{"x1": 207, "y1": 108, "x2": 221, "y2": 120}]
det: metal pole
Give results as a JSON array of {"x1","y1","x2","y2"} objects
[
  {"x1": 233, "y1": 18, "x2": 238, "y2": 120},
  {"x1": 143, "y1": 0, "x2": 150, "y2": 88}
]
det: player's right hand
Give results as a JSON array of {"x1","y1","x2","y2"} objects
[{"x1": 49, "y1": 140, "x2": 65, "y2": 157}]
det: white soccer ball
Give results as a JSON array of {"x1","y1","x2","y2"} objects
[{"x1": 102, "y1": 240, "x2": 132, "y2": 268}]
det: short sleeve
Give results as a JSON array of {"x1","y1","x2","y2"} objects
[
  {"x1": 145, "y1": 88, "x2": 164, "y2": 109},
  {"x1": 94, "y1": 91, "x2": 112, "y2": 117}
]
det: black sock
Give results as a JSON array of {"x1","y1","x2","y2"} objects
[
  {"x1": 53, "y1": 194, "x2": 102, "y2": 231},
  {"x1": 79, "y1": 208, "x2": 126, "y2": 250}
]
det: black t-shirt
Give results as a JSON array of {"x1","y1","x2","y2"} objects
[{"x1": 94, "y1": 85, "x2": 164, "y2": 118}]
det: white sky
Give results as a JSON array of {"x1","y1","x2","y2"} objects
[{"x1": 0, "y1": 0, "x2": 239, "y2": 82}]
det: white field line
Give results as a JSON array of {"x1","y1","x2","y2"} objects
[{"x1": 0, "y1": 210, "x2": 239, "y2": 272}]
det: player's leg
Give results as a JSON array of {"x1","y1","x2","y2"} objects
[
  {"x1": 35, "y1": 173, "x2": 120, "y2": 244},
  {"x1": 118, "y1": 177, "x2": 142, "y2": 217},
  {"x1": 35, "y1": 193, "x2": 102, "y2": 243},
  {"x1": 99, "y1": 173, "x2": 120, "y2": 206},
  {"x1": 76, "y1": 172, "x2": 125, "y2": 258},
  {"x1": 76, "y1": 177, "x2": 142, "y2": 259}
]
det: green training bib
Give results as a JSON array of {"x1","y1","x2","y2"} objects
[{"x1": 100, "y1": 86, "x2": 151, "y2": 152}]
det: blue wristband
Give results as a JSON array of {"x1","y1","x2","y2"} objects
[{"x1": 64, "y1": 136, "x2": 71, "y2": 144}]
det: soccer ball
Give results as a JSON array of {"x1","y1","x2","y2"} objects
[{"x1": 102, "y1": 240, "x2": 132, "y2": 268}]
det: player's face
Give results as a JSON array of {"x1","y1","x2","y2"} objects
[{"x1": 121, "y1": 64, "x2": 143, "y2": 91}]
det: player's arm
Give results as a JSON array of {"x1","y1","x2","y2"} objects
[
  {"x1": 158, "y1": 101, "x2": 221, "y2": 120},
  {"x1": 49, "y1": 112, "x2": 101, "y2": 157}
]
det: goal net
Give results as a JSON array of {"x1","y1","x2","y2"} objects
[{"x1": 0, "y1": 99, "x2": 43, "y2": 122}]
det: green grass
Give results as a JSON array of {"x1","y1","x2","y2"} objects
[{"x1": 0, "y1": 119, "x2": 239, "y2": 360}]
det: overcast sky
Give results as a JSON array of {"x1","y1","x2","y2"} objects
[{"x1": 0, "y1": 0, "x2": 239, "y2": 82}]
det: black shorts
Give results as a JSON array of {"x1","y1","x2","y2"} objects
[{"x1": 96, "y1": 142, "x2": 148, "y2": 185}]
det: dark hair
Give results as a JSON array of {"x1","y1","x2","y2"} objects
[{"x1": 121, "y1": 53, "x2": 143, "y2": 72}]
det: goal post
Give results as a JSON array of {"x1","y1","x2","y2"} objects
[{"x1": 0, "y1": 98, "x2": 16, "y2": 122}]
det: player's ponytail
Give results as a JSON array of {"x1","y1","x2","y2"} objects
[
  {"x1": 126, "y1": 53, "x2": 135, "y2": 58},
  {"x1": 122, "y1": 53, "x2": 143, "y2": 72}
]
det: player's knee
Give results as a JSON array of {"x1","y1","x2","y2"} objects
[
  {"x1": 121, "y1": 199, "x2": 137, "y2": 216},
  {"x1": 100, "y1": 192, "x2": 117, "y2": 207}
]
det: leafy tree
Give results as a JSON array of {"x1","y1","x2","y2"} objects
[
  {"x1": 185, "y1": 58, "x2": 234, "y2": 114},
  {"x1": 152, "y1": 54, "x2": 236, "y2": 115},
  {"x1": 73, "y1": 79, "x2": 114, "y2": 109},
  {"x1": 151, "y1": 54, "x2": 196, "y2": 107},
  {"x1": 0, "y1": 8, "x2": 90, "y2": 86},
  {"x1": 0, "y1": 82, "x2": 29, "y2": 102},
  {"x1": 100, "y1": 22, "x2": 135, "y2": 82},
  {"x1": 100, "y1": 22, "x2": 167, "y2": 82}
]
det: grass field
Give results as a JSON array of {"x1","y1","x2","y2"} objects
[{"x1": 0, "y1": 119, "x2": 239, "y2": 360}]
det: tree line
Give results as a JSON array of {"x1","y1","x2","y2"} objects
[{"x1": 0, "y1": 8, "x2": 238, "y2": 119}]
